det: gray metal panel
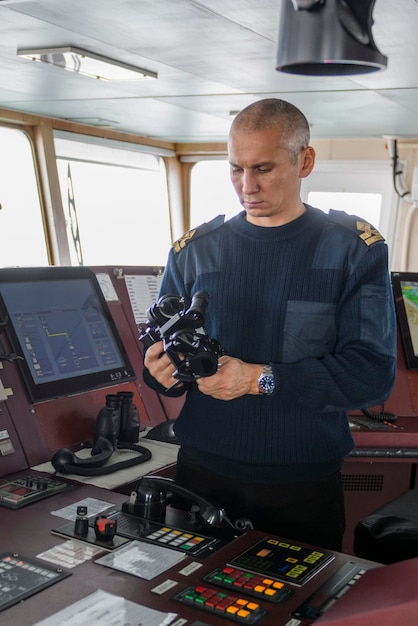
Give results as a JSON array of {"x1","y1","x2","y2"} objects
[{"x1": 0, "y1": 0, "x2": 417, "y2": 141}]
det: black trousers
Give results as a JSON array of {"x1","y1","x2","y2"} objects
[{"x1": 175, "y1": 449, "x2": 346, "y2": 552}]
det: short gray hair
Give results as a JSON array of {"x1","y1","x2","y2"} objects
[{"x1": 229, "y1": 98, "x2": 310, "y2": 165}]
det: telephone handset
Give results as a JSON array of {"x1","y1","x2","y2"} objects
[
  {"x1": 123, "y1": 475, "x2": 253, "y2": 533},
  {"x1": 51, "y1": 392, "x2": 152, "y2": 476}
]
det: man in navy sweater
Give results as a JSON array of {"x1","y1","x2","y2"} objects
[{"x1": 143, "y1": 98, "x2": 396, "y2": 551}]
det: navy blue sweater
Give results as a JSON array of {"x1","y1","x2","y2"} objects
[{"x1": 144, "y1": 206, "x2": 397, "y2": 483}]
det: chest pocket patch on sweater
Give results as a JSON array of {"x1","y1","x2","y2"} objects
[{"x1": 283, "y1": 301, "x2": 336, "y2": 362}]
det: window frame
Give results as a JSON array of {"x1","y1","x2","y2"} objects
[
  {"x1": 0, "y1": 123, "x2": 53, "y2": 266},
  {"x1": 300, "y1": 160, "x2": 399, "y2": 262}
]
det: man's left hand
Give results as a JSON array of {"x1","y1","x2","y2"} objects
[{"x1": 196, "y1": 355, "x2": 262, "y2": 400}]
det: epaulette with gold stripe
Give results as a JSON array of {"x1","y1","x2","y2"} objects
[
  {"x1": 173, "y1": 227, "x2": 196, "y2": 253},
  {"x1": 355, "y1": 220, "x2": 385, "y2": 246},
  {"x1": 328, "y1": 209, "x2": 385, "y2": 247},
  {"x1": 173, "y1": 214, "x2": 225, "y2": 254}
]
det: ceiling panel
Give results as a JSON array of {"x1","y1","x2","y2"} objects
[{"x1": 0, "y1": 0, "x2": 417, "y2": 142}]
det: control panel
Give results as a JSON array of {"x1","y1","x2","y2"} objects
[
  {"x1": 174, "y1": 584, "x2": 267, "y2": 624},
  {"x1": 203, "y1": 566, "x2": 293, "y2": 603},
  {"x1": 91, "y1": 510, "x2": 227, "y2": 558},
  {"x1": 0, "y1": 553, "x2": 71, "y2": 612},
  {"x1": 0, "y1": 476, "x2": 387, "y2": 626},
  {"x1": 0, "y1": 474, "x2": 70, "y2": 509}
]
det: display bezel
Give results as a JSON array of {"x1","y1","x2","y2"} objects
[
  {"x1": 391, "y1": 271, "x2": 418, "y2": 370},
  {"x1": 0, "y1": 266, "x2": 136, "y2": 402}
]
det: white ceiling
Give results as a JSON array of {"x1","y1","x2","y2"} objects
[{"x1": 0, "y1": 0, "x2": 417, "y2": 143}]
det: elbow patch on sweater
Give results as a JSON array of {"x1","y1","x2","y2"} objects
[{"x1": 360, "y1": 284, "x2": 395, "y2": 356}]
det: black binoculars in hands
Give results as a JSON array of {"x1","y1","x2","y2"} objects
[{"x1": 139, "y1": 291, "x2": 225, "y2": 383}]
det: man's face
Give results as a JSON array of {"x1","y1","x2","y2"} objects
[{"x1": 228, "y1": 126, "x2": 314, "y2": 227}]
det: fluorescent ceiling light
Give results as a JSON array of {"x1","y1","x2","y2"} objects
[{"x1": 17, "y1": 46, "x2": 157, "y2": 81}]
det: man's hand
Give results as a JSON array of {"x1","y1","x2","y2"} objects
[
  {"x1": 196, "y1": 355, "x2": 262, "y2": 400},
  {"x1": 144, "y1": 340, "x2": 180, "y2": 390}
]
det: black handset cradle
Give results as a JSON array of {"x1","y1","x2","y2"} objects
[
  {"x1": 51, "y1": 392, "x2": 151, "y2": 476},
  {"x1": 123, "y1": 475, "x2": 253, "y2": 533},
  {"x1": 50, "y1": 440, "x2": 151, "y2": 476}
]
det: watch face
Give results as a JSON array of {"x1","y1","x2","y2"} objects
[{"x1": 258, "y1": 375, "x2": 275, "y2": 394}]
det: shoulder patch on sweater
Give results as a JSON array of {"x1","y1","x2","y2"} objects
[
  {"x1": 355, "y1": 220, "x2": 385, "y2": 246},
  {"x1": 173, "y1": 227, "x2": 196, "y2": 253},
  {"x1": 173, "y1": 214, "x2": 225, "y2": 253},
  {"x1": 327, "y1": 209, "x2": 385, "y2": 246}
]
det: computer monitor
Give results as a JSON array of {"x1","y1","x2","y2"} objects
[
  {"x1": 0, "y1": 266, "x2": 136, "y2": 402},
  {"x1": 391, "y1": 272, "x2": 418, "y2": 370}
]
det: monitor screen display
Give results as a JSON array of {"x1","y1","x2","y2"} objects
[
  {"x1": 0, "y1": 266, "x2": 136, "y2": 402},
  {"x1": 391, "y1": 272, "x2": 418, "y2": 370}
]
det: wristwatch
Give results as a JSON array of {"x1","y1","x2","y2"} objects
[{"x1": 257, "y1": 364, "x2": 275, "y2": 395}]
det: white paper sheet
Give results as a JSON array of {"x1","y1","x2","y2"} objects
[{"x1": 33, "y1": 589, "x2": 177, "y2": 626}]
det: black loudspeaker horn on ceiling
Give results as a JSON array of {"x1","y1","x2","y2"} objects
[{"x1": 276, "y1": 0, "x2": 388, "y2": 75}]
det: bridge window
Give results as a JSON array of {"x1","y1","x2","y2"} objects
[
  {"x1": 54, "y1": 132, "x2": 172, "y2": 266},
  {"x1": 190, "y1": 160, "x2": 241, "y2": 227},
  {"x1": 301, "y1": 160, "x2": 397, "y2": 259},
  {"x1": 190, "y1": 158, "x2": 397, "y2": 265},
  {"x1": 0, "y1": 127, "x2": 49, "y2": 267}
]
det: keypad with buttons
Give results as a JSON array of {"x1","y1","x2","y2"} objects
[
  {"x1": 174, "y1": 584, "x2": 267, "y2": 624},
  {"x1": 203, "y1": 566, "x2": 293, "y2": 603}
]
